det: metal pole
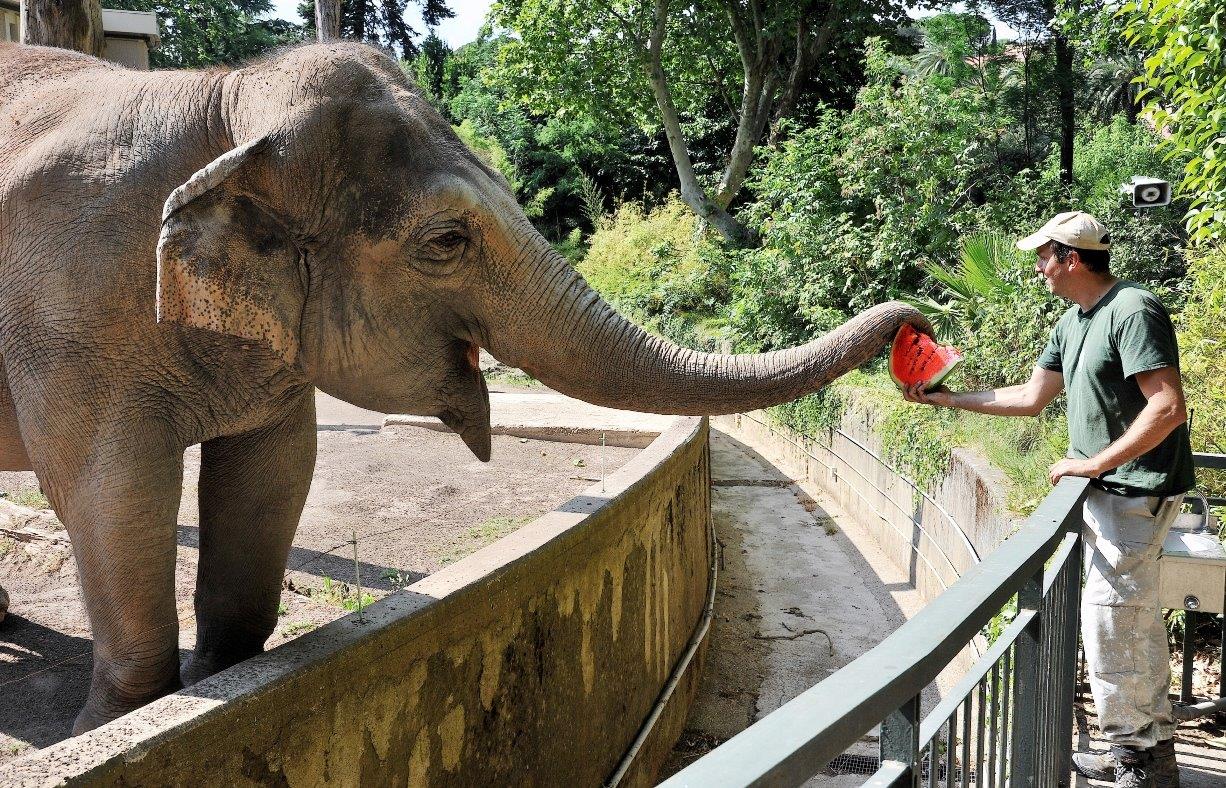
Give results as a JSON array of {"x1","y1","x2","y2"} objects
[
  {"x1": 882, "y1": 694, "x2": 922, "y2": 788},
  {"x1": 1011, "y1": 570, "x2": 1044, "y2": 788},
  {"x1": 1055, "y1": 539, "x2": 1082, "y2": 782},
  {"x1": 352, "y1": 530, "x2": 364, "y2": 624},
  {"x1": 1181, "y1": 610, "x2": 1197, "y2": 705}
]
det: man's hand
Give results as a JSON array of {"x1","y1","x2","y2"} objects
[
  {"x1": 1048, "y1": 458, "x2": 1100, "y2": 486},
  {"x1": 903, "y1": 382, "x2": 954, "y2": 407}
]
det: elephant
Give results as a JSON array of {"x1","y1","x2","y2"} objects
[{"x1": 0, "y1": 40, "x2": 928, "y2": 734}]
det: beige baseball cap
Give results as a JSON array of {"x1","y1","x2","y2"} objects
[{"x1": 1016, "y1": 211, "x2": 1112, "y2": 251}]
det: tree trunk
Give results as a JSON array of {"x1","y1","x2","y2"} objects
[
  {"x1": 20, "y1": 0, "x2": 104, "y2": 56},
  {"x1": 1055, "y1": 33, "x2": 1075, "y2": 185},
  {"x1": 352, "y1": 0, "x2": 367, "y2": 41},
  {"x1": 316, "y1": 0, "x2": 341, "y2": 41},
  {"x1": 1022, "y1": 47, "x2": 1032, "y2": 165},
  {"x1": 646, "y1": 0, "x2": 751, "y2": 246}
]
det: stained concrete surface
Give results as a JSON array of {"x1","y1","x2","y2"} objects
[
  {"x1": 663, "y1": 431, "x2": 926, "y2": 783},
  {"x1": 0, "y1": 388, "x2": 640, "y2": 765},
  {"x1": 678, "y1": 418, "x2": 1226, "y2": 788}
]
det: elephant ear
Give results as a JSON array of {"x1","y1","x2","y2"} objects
[{"x1": 156, "y1": 137, "x2": 304, "y2": 366}]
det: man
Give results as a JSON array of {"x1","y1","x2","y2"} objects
[{"x1": 904, "y1": 211, "x2": 1195, "y2": 788}]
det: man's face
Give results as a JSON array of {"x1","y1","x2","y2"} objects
[{"x1": 1034, "y1": 242, "x2": 1070, "y2": 297}]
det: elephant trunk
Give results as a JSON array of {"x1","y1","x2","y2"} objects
[{"x1": 484, "y1": 245, "x2": 930, "y2": 415}]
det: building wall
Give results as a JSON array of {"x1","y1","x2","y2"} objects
[
  {"x1": 6, "y1": 417, "x2": 714, "y2": 786},
  {"x1": 1, "y1": 7, "x2": 19, "y2": 43},
  {"x1": 102, "y1": 36, "x2": 148, "y2": 69}
]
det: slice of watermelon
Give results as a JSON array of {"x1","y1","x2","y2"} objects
[{"x1": 890, "y1": 324, "x2": 964, "y2": 391}]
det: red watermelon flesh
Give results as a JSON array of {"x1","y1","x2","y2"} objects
[{"x1": 890, "y1": 324, "x2": 964, "y2": 391}]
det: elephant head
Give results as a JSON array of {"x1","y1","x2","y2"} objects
[{"x1": 156, "y1": 44, "x2": 927, "y2": 462}]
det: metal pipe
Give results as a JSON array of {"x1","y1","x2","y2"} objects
[
  {"x1": 1173, "y1": 696, "x2": 1226, "y2": 720},
  {"x1": 604, "y1": 445, "x2": 720, "y2": 787}
]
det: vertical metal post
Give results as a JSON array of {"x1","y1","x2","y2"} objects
[
  {"x1": 987, "y1": 663, "x2": 999, "y2": 788},
  {"x1": 1054, "y1": 539, "x2": 1082, "y2": 783},
  {"x1": 945, "y1": 710, "x2": 958, "y2": 788},
  {"x1": 1011, "y1": 570, "x2": 1044, "y2": 788},
  {"x1": 1181, "y1": 610, "x2": 1197, "y2": 705},
  {"x1": 1220, "y1": 614, "x2": 1225, "y2": 700},
  {"x1": 998, "y1": 646, "x2": 1013, "y2": 787},
  {"x1": 961, "y1": 698, "x2": 972, "y2": 788},
  {"x1": 976, "y1": 678, "x2": 987, "y2": 777},
  {"x1": 882, "y1": 694, "x2": 922, "y2": 788}
]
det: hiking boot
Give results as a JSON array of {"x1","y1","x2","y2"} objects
[
  {"x1": 1072, "y1": 741, "x2": 1178, "y2": 788},
  {"x1": 1072, "y1": 745, "x2": 1155, "y2": 787},
  {"x1": 1072, "y1": 750, "x2": 1117, "y2": 781},
  {"x1": 1151, "y1": 738, "x2": 1180, "y2": 788}
]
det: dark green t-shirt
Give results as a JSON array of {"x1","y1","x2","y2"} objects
[{"x1": 1036, "y1": 281, "x2": 1195, "y2": 497}]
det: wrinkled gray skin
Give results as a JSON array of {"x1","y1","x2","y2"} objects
[{"x1": 0, "y1": 41, "x2": 928, "y2": 733}]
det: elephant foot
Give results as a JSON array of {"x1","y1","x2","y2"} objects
[
  {"x1": 181, "y1": 646, "x2": 262, "y2": 687},
  {"x1": 72, "y1": 672, "x2": 183, "y2": 735}
]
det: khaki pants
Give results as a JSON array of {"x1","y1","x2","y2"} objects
[{"x1": 1081, "y1": 487, "x2": 1184, "y2": 749}]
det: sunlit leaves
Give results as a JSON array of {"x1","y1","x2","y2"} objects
[{"x1": 1123, "y1": 0, "x2": 1226, "y2": 243}]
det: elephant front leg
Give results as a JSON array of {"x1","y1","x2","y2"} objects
[
  {"x1": 41, "y1": 426, "x2": 187, "y2": 735},
  {"x1": 183, "y1": 389, "x2": 316, "y2": 686}
]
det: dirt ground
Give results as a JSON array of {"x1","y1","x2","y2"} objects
[{"x1": 0, "y1": 389, "x2": 638, "y2": 764}]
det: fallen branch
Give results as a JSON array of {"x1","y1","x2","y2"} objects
[{"x1": 754, "y1": 627, "x2": 834, "y2": 656}]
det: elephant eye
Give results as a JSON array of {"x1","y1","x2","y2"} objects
[{"x1": 429, "y1": 230, "x2": 468, "y2": 253}]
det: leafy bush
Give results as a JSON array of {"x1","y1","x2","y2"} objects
[
  {"x1": 1057, "y1": 117, "x2": 1189, "y2": 285},
  {"x1": 1176, "y1": 246, "x2": 1226, "y2": 498},
  {"x1": 577, "y1": 198, "x2": 730, "y2": 348},
  {"x1": 904, "y1": 232, "x2": 1064, "y2": 391},
  {"x1": 1125, "y1": 0, "x2": 1226, "y2": 243},
  {"x1": 767, "y1": 371, "x2": 1066, "y2": 513}
]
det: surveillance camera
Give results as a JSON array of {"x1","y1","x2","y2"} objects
[{"x1": 1119, "y1": 176, "x2": 1171, "y2": 208}]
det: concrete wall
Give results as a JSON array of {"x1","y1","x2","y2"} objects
[
  {"x1": 102, "y1": 36, "x2": 148, "y2": 69},
  {"x1": 1, "y1": 7, "x2": 18, "y2": 42},
  {"x1": 715, "y1": 401, "x2": 1016, "y2": 612},
  {"x1": 7, "y1": 418, "x2": 713, "y2": 786}
]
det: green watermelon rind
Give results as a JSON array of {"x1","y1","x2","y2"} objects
[
  {"x1": 921, "y1": 354, "x2": 963, "y2": 391},
  {"x1": 889, "y1": 325, "x2": 964, "y2": 392}
]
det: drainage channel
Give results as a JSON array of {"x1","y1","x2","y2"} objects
[{"x1": 659, "y1": 429, "x2": 940, "y2": 784}]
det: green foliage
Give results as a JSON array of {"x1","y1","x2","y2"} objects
[
  {"x1": 1124, "y1": 0, "x2": 1226, "y2": 243},
  {"x1": 1056, "y1": 116, "x2": 1189, "y2": 283},
  {"x1": 436, "y1": 515, "x2": 537, "y2": 564},
  {"x1": 907, "y1": 232, "x2": 1024, "y2": 342},
  {"x1": 957, "y1": 264, "x2": 1064, "y2": 391},
  {"x1": 911, "y1": 12, "x2": 995, "y2": 81},
  {"x1": 1176, "y1": 246, "x2": 1226, "y2": 497},
  {"x1": 311, "y1": 576, "x2": 374, "y2": 612},
  {"x1": 297, "y1": 0, "x2": 453, "y2": 58},
  {"x1": 451, "y1": 119, "x2": 520, "y2": 193},
  {"x1": 442, "y1": 35, "x2": 672, "y2": 241},
  {"x1": 578, "y1": 198, "x2": 729, "y2": 348},
  {"x1": 9, "y1": 487, "x2": 51, "y2": 510},
  {"x1": 413, "y1": 32, "x2": 451, "y2": 102},
  {"x1": 107, "y1": 0, "x2": 304, "y2": 68},
  {"x1": 732, "y1": 36, "x2": 1026, "y2": 349}
]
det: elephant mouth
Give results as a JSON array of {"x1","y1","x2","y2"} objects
[{"x1": 436, "y1": 340, "x2": 492, "y2": 461}]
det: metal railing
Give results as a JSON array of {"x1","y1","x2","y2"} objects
[
  {"x1": 659, "y1": 475, "x2": 1090, "y2": 787},
  {"x1": 661, "y1": 450, "x2": 1226, "y2": 787}
]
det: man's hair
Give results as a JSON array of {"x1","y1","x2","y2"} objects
[{"x1": 1052, "y1": 239, "x2": 1111, "y2": 274}]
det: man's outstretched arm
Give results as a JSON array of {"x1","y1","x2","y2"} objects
[
  {"x1": 903, "y1": 365, "x2": 1065, "y2": 417},
  {"x1": 1048, "y1": 365, "x2": 1187, "y2": 484}
]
